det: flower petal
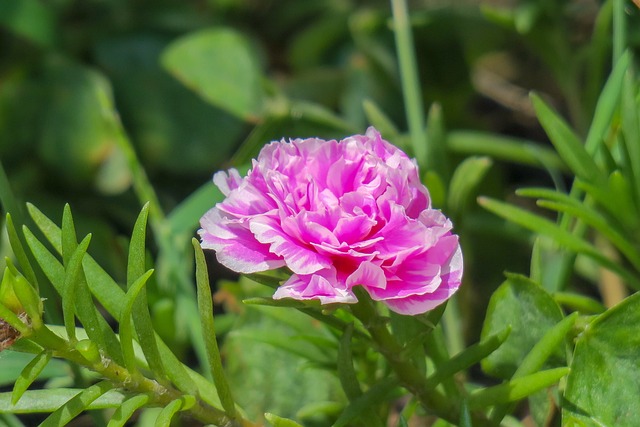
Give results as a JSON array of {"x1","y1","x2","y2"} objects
[{"x1": 273, "y1": 269, "x2": 357, "y2": 304}]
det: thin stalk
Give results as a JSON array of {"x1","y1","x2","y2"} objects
[
  {"x1": 349, "y1": 289, "x2": 490, "y2": 426},
  {"x1": 612, "y1": 0, "x2": 625, "y2": 64},
  {"x1": 390, "y1": 0, "x2": 427, "y2": 165}
]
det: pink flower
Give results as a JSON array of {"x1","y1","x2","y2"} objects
[{"x1": 199, "y1": 127, "x2": 462, "y2": 315}]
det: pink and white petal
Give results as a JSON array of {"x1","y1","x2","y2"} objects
[
  {"x1": 381, "y1": 285, "x2": 456, "y2": 315},
  {"x1": 213, "y1": 169, "x2": 244, "y2": 196},
  {"x1": 273, "y1": 271, "x2": 357, "y2": 304},
  {"x1": 250, "y1": 216, "x2": 331, "y2": 275},
  {"x1": 346, "y1": 261, "x2": 387, "y2": 290},
  {"x1": 199, "y1": 232, "x2": 285, "y2": 274}
]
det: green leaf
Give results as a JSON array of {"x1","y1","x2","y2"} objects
[
  {"x1": 478, "y1": 197, "x2": 640, "y2": 290},
  {"x1": 62, "y1": 234, "x2": 92, "y2": 343},
  {"x1": 106, "y1": 394, "x2": 150, "y2": 427},
  {"x1": 265, "y1": 413, "x2": 304, "y2": 427},
  {"x1": 119, "y1": 269, "x2": 155, "y2": 377},
  {"x1": 584, "y1": 50, "x2": 630, "y2": 153},
  {"x1": 552, "y1": 292, "x2": 606, "y2": 314},
  {"x1": 362, "y1": 99, "x2": 399, "y2": 139},
  {"x1": 563, "y1": 292, "x2": 640, "y2": 427},
  {"x1": 40, "y1": 380, "x2": 115, "y2": 427},
  {"x1": 517, "y1": 187, "x2": 640, "y2": 271},
  {"x1": 0, "y1": 388, "x2": 127, "y2": 413},
  {"x1": 530, "y1": 93, "x2": 604, "y2": 185},
  {"x1": 11, "y1": 350, "x2": 51, "y2": 405},
  {"x1": 61, "y1": 204, "x2": 78, "y2": 267},
  {"x1": 447, "y1": 156, "x2": 492, "y2": 220},
  {"x1": 480, "y1": 274, "x2": 564, "y2": 379},
  {"x1": 161, "y1": 28, "x2": 265, "y2": 121},
  {"x1": 6, "y1": 214, "x2": 37, "y2": 290},
  {"x1": 0, "y1": 302, "x2": 28, "y2": 335},
  {"x1": 446, "y1": 131, "x2": 568, "y2": 172},
  {"x1": 333, "y1": 378, "x2": 398, "y2": 427},
  {"x1": 193, "y1": 238, "x2": 236, "y2": 418},
  {"x1": 154, "y1": 398, "x2": 183, "y2": 427},
  {"x1": 0, "y1": 351, "x2": 67, "y2": 387},
  {"x1": 4, "y1": 261, "x2": 41, "y2": 328},
  {"x1": 337, "y1": 323, "x2": 362, "y2": 401},
  {"x1": 168, "y1": 182, "x2": 223, "y2": 236},
  {"x1": 468, "y1": 367, "x2": 569, "y2": 408},
  {"x1": 425, "y1": 103, "x2": 450, "y2": 181},
  {"x1": 126, "y1": 205, "x2": 165, "y2": 382},
  {"x1": 426, "y1": 327, "x2": 510, "y2": 388}
]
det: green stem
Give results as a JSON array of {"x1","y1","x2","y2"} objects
[
  {"x1": 390, "y1": 0, "x2": 427, "y2": 165},
  {"x1": 349, "y1": 290, "x2": 490, "y2": 426}
]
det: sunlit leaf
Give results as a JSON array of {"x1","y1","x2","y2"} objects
[{"x1": 11, "y1": 350, "x2": 51, "y2": 405}]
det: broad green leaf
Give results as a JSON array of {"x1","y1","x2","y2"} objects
[
  {"x1": 333, "y1": 378, "x2": 398, "y2": 427},
  {"x1": 468, "y1": 367, "x2": 569, "y2": 408},
  {"x1": 563, "y1": 292, "x2": 640, "y2": 427},
  {"x1": 480, "y1": 274, "x2": 564, "y2": 379},
  {"x1": 40, "y1": 380, "x2": 115, "y2": 427},
  {"x1": 448, "y1": 156, "x2": 492, "y2": 220},
  {"x1": 107, "y1": 394, "x2": 150, "y2": 427},
  {"x1": 478, "y1": 197, "x2": 640, "y2": 290},
  {"x1": 11, "y1": 350, "x2": 51, "y2": 404},
  {"x1": 265, "y1": 413, "x2": 304, "y2": 427},
  {"x1": 0, "y1": 388, "x2": 127, "y2": 413},
  {"x1": 0, "y1": 351, "x2": 67, "y2": 387},
  {"x1": 426, "y1": 327, "x2": 510, "y2": 388},
  {"x1": 162, "y1": 28, "x2": 265, "y2": 121},
  {"x1": 530, "y1": 93, "x2": 603, "y2": 185},
  {"x1": 446, "y1": 131, "x2": 567, "y2": 171},
  {"x1": 193, "y1": 239, "x2": 236, "y2": 418}
]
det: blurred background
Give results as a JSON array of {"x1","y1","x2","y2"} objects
[{"x1": 1, "y1": 0, "x2": 639, "y2": 423}]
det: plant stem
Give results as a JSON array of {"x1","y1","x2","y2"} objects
[
  {"x1": 349, "y1": 290, "x2": 491, "y2": 426},
  {"x1": 390, "y1": 0, "x2": 427, "y2": 166}
]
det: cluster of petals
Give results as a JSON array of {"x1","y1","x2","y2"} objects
[{"x1": 199, "y1": 127, "x2": 462, "y2": 315}]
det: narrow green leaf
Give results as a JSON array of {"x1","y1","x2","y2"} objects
[
  {"x1": 425, "y1": 103, "x2": 450, "y2": 181},
  {"x1": 193, "y1": 238, "x2": 236, "y2": 418},
  {"x1": 242, "y1": 297, "x2": 310, "y2": 308},
  {"x1": 167, "y1": 182, "x2": 223, "y2": 236},
  {"x1": 552, "y1": 292, "x2": 606, "y2": 314},
  {"x1": 6, "y1": 214, "x2": 37, "y2": 290},
  {"x1": 107, "y1": 394, "x2": 150, "y2": 427},
  {"x1": 517, "y1": 187, "x2": 640, "y2": 271},
  {"x1": 446, "y1": 131, "x2": 568, "y2": 171},
  {"x1": 468, "y1": 367, "x2": 569, "y2": 408},
  {"x1": 585, "y1": 51, "x2": 630, "y2": 152},
  {"x1": 23, "y1": 226, "x2": 64, "y2": 294},
  {"x1": 426, "y1": 327, "x2": 510, "y2": 388},
  {"x1": 265, "y1": 413, "x2": 304, "y2": 427},
  {"x1": 333, "y1": 378, "x2": 398, "y2": 427},
  {"x1": 40, "y1": 380, "x2": 115, "y2": 427},
  {"x1": 478, "y1": 197, "x2": 640, "y2": 290},
  {"x1": 62, "y1": 234, "x2": 92, "y2": 343},
  {"x1": 530, "y1": 93, "x2": 603, "y2": 185},
  {"x1": 119, "y1": 269, "x2": 155, "y2": 377},
  {"x1": 362, "y1": 99, "x2": 399, "y2": 139},
  {"x1": 154, "y1": 398, "x2": 183, "y2": 427},
  {"x1": 0, "y1": 388, "x2": 127, "y2": 413},
  {"x1": 0, "y1": 351, "x2": 67, "y2": 387},
  {"x1": 11, "y1": 350, "x2": 51, "y2": 405},
  {"x1": 126, "y1": 205, "x2": 166, "y2": 382},
  {"x1": 459, "y1": 399, "x2": 472, "y2": 427},
  {"x1": 448, "y1": 156, "x2": 492, "y2": 219},
  {"x1": 61, "y1": 204, "x2": 78, "y2": 267},
  {"x1": 26, "y1": 203, "x2": 62, "y2": 253},
  {"x1": 621, "y1": 73, "x2": 640, "y2": 206},
  {"x1": 0, "y1": 302, "x2": 28, "y2": 335},
  {"x1": 337, "y1": 323, "x2": 362, "y2": 400}
]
